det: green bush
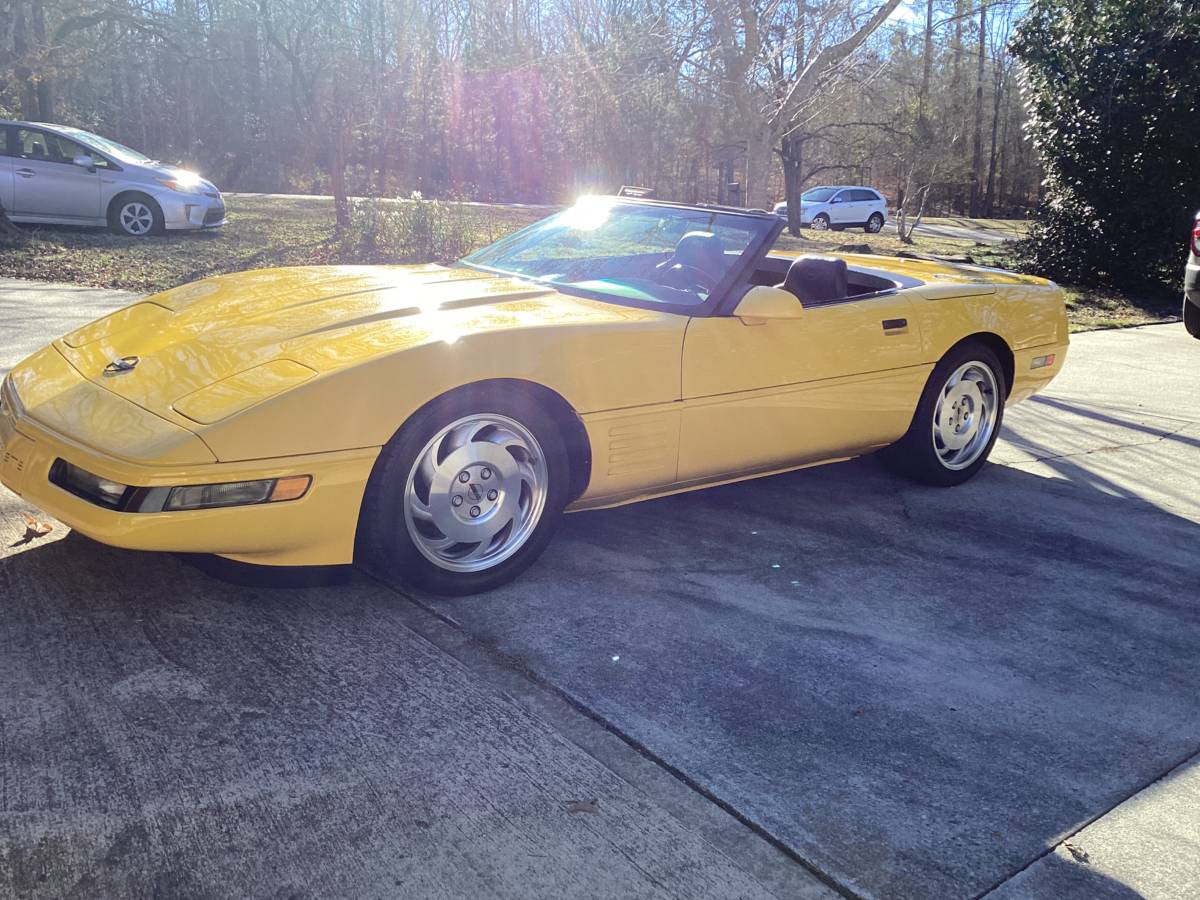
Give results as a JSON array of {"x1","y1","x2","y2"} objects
[
  {"x1": 335, "y1": 196, "x2": 507, "y2": 264},
  {"x1": 1010, "y1": 0, "x2": 1200, "y2": 293}
]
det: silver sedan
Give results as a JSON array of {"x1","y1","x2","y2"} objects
[{"x1": 0, "y1": 120, "x2": 225, "y2": 237}]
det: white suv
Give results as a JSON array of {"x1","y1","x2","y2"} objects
[{"x1": 773, "y1": 186, "x2": 888, "y2": 233}]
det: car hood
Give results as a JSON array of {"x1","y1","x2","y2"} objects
[{"x1": 53, "y1": 264, "x2": 668, "y2": 427}]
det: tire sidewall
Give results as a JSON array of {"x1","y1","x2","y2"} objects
[
  {"x1": 1184, "y1": 296, "x2": 1200, "y2": 338},
  {"x1": 360, "y1": 387, "x2": 570, "y2": 595},
  {"x1": 109, "y1": 194, "x2": 164, "y2": 237},
  {"x1": 866, "y1": 214, "x2": 884, "y2": 233},
  {"x1": 811, "y1": 214, "x2": 830, "y2": 230},
  {"x1": 893, "y1": 343, "x2": 1008, "y2": 486}
]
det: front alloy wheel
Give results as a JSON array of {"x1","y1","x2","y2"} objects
[
  {"x1": 120, "y1": 202, "x2": 154, "y2": 235},
  {"x1": 359, "y1": 388, "x2": 570, "y2": 595},
  {"x1": 810, "y1": 214, "x2": 831, "y2": 231},
  {"x1": 404, "y1": 415, "x2": 548, "y2": 573},
  {"x1": 110, "y1": 195, "x2": 163, "y2": 236}
]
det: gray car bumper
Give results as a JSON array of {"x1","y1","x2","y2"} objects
[{"x1": 161, "y1": 194, "x2": 226, "y2": 230}]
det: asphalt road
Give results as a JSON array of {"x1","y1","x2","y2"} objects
[
  {"x1": 2, "y1": 279, "x2": 1198, "y2": 899},
  {"x1": 880, "y1": 220, "x2": 1012, "y2": 245}
]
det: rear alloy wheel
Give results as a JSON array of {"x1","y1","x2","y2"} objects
[
  {"x1": 865, "y1": 213, "x2": 885, "y2": 234},
  {"x1": 810, "y1": 214, "x2": 831, "y2": 231},
  {"x1": 882, "y1": 342, "x2": 1006, "y2": 486},
  {"x1": 359, "y1": 389, "x2": 569, "y2": 595},
  {"x1": 110, "y1": 195, "x2": 164, "y2": 237}
]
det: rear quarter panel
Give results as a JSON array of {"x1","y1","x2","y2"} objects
[{"x1": 907, "y1": 280, "x2": 1068, "y2": 402}]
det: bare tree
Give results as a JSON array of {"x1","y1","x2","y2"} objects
[{"x1": 0, "y1": 0, "x2": 1037, "y2": 219}]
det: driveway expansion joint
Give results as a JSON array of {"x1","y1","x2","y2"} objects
[{"x1": 974, "y1": 744, "x2": 1200, "y2": 899}]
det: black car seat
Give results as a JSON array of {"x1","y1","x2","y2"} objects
[
  {"x1": 655, "y1": 231, "x2": 726, "y2": 289},
  {"x1": 777, "y1": 255, "x2": 849, "y2": 305}
]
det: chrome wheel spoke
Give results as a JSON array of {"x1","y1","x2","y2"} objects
[
  {"x1": 409, "y1": 494, "x2": 435, "y2": 522},
  {"x1": 422, "y1": 533, "x2": 457, "y2": 551},
  {"x1": 458, "y1": 524, "x2": 510, "y2": 562},
  {"x1": 418, "y1": 447, "x2": 441, "y2": 485}
]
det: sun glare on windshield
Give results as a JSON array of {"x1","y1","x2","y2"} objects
[{"x1": 557, "y1": 196, "x2": 616, "y2": 232}]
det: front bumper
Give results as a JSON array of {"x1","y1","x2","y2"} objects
[
  {"x1": 161, "y1": 191, "x2": 226, "y2": 231},
  {"x1": 1, "y1": 378, "x2": 378, "y2": 567}
]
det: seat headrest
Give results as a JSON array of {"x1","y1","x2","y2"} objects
[
  {"x1": 779, "y1": 255, "x2": 849, "y2": 305},
  {"x1": 672, "y1": 231, "x2": 725, "y2": 274}
]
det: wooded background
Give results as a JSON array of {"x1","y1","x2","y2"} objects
[{"x1": 0, "y1": 0, "x2": 1039, "y2": 218}]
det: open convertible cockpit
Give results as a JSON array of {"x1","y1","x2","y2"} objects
[{"x1": 744, "y1": 254, "x2": 920, "y2": 306}]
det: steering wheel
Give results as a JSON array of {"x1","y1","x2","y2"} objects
[{"x1": 655, "y1": 261, "x2": 717, "y2": 293}]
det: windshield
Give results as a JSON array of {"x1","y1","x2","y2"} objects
[
  {"x1": 54, "y1": 127, "x2": 153, "y2": 165},
  {"x1": 460, "y1": 197, "x2": 774, "y2": 309},
  {"x1": 801, "y1": 188, "x2": 838, "y2": 202}
]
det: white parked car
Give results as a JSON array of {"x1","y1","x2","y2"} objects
[
  {"x1": 0, "y1": 120, "x2": 224, "y2": 237},
  {"x1": 773, "y1": 186, "x2": 888, "y2": 233}
]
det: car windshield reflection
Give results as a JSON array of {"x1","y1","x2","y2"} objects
[{"x1": 459, "y1": 197, "x2": 774, "y2": 309}]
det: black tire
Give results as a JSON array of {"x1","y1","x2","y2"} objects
[
  {"x1": 358, "y1": 386, "x2": 570, "y2": 595},
  {"x1": 810, "y1": 213, "x2": 831, "y2": 231},
  {"x1": 882, "y1": 341, "x2": 1007, "y2": 487},
  {"x1": 108, "y1": 193, "x2": 164, "y2": 237},
  {"x1": 865, "y1": 213, "x2": 884, "y2": 233},
  {"x1": 1184, "y1": 296, "x2": 1200, "y2": 339}
]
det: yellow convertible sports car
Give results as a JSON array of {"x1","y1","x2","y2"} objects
[{"x1": 0, "y1": 197, "x2": 1067, "y2": 594}]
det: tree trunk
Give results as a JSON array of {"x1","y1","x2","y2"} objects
[
  {"x1": 12, "y1": 2, "x2": 37, "y2": 120},
  {"x1": 742, "y1": 128, "x2": 774, "y2": 210},
  {"x1": 918, "y1": 0, "x2": 934, "y2": 122},
  {"x1": 950, "y1": 0, "x2": 965, "y2": 208},
  {"x1": 30, "y1": 0, "x2": 53, "y2": 119},
  {"x1": 969, "y1": 1, "x2": 987, "y2": 217},
  {"x1": 997, "y1": 74, "x2": 1013, "y2": 212},
  {"x1": 983, "y1": 65, "x2": 1004, "y2": 216},
  {"x1": 781, "y1": 133, "x2": 804, "y2": 234},
  {"x1": 331, "y1": 122, "x2": 351, "y2": 232}
]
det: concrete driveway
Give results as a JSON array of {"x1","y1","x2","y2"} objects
[{"x1": 2, "y1": 279, "x2": 1198, "y2": 899}]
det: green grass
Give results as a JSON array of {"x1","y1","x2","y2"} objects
[
  {"x1": 773, "y1": 227, "x2": 990, "y2": 260},
  {"x1": 0, "y1": 196, "x2": 1173, "y2": 333},
  {"x1": 0, "y1": 195, "x2": 541, "y2": 293},
  {"x1": 1060, "y1": 284, "x2": 1181, "y2": 332}
]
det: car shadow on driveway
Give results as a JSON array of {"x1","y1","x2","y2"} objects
[{"x1": 412, "y1": 450, "x2": 1200, "y2": 899}]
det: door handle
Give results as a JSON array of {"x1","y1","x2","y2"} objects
[
  {"x1": 882, "y1": 318, "x2": 908, "y2": 332},
  {"x1": 15, "y1": 168, "x2": 35, "y2": 178}
]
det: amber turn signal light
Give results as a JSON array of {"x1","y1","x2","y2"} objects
[{"x1": 269, "y1": 475, "x2": 312, "y2": 502}]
